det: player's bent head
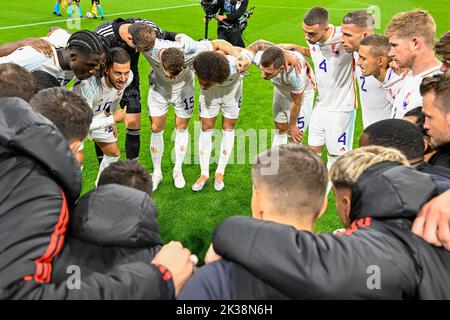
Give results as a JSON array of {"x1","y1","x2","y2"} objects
[
  {"x1": 403, "y1": 106, "x2": 423, "y2": 124},
  {"x1": 193, "y1": 52, "x2": 230, "y2": 89},
  {"x1": 360, "y1": 119, "x2": 425, "y2": 164},
  {"x1": 128, "y1": 23, "x2": 156, "y2": 52},
  {"x1": 161, "y1": 48, "x2": 185, "y2": 79},
  {"x1": 329, "y1": 146, "x2": 408, "y2": 226},
  {"x1": 31, "y1": 71, "x2": 60, "y2": 92},
  {"x1": 98, "y1": 160, "x2": 153, "y2": 197},
  {"x1": 67, "y1": 30, "x2": 107, "y2": 80},
  {"x1": 357, "y1": 35, "x2": 391, "y2": 76},
  {"x1": 0, "y1": 63, "x2": 37, "y2": 102},
  {"x1": 341, "y1": 10, "x2": 375, "y2": 52},
  {"x1": 342, "y1": 10, "x2": 375, "y2": 30},
  {"x1": 302, "y1": 7, "x2": 329, "y2": 44},
  {"x1": 435, "y1": 31, "x2": 450, "y2": 72},
  {"x1": 30, "y1": 88, "x2": 93, "y2": 144},
  {"x1": 260, "y1": 46, "x2": 285, "y2": 80},
  {"x1": 385, "y1": 10, "x2": 436, "y2": 48},
  {"x1": 303, "y1": 7, "x2": 329, "y2": 27},
  {"x1": 252, "y1": 145, "x2": 328, "y2": 223}
]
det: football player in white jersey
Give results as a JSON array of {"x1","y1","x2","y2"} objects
[
  {"x1": 357, "y1": 35, "x2": 405, "y2": 106},
  {"x1": 0, "y1": 30, "x2": 105, "y2": 86},
  {"x1": 191, "y1": 52, "x2": 244, "y2": 192},
  {"x1": 280, "y1": 7, "x2": 356, "y2": 174},
  {"x1": 386, "y1": 9, "x2": 442, "y2": 119},
  {"x1": 241, "y1": 41, "x2": 316, "y2": 145},
  {"x1": 73, "y1": 47, "x2": 132, "y2": 185},
  {"x1": 142, "y1": 38, "x2": 241, "y2": 191},
  {"x1": 340, "y1": 10, "x2": 395, "y2": 128}
]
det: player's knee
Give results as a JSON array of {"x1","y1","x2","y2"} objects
[
  {"x1": 201, "y1": 123, "x2": 214, "y2": 132},
  {"x1": 151, "y1": 123, "x2": 165, "y2": 133}
]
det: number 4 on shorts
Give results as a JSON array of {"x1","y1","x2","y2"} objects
[{"x1": 338, "y1": 132, "x2": 347, "y2": 145}]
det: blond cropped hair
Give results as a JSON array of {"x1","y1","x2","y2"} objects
[
  {"x1": 330, "y1": 146, "x2": 409, "y2": 188},
  {"x1": 385, "y1": 9, "x2": 436, "y2": 46}
]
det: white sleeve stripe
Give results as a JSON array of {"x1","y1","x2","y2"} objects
[{"x1": 22, "y1": 56, "x2": 49, "y2": 71}]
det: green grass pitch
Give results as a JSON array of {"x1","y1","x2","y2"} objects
[{"x1": 1, "y1": 0, "x2": 449, "y2": 261}]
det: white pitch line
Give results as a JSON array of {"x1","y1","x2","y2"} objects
[
  {"x1": 0, "y1": 3, "x2": 198, "y2": 30},
  {"x1": 256, "y1": 5, "x2": 363, "y2": 11}
]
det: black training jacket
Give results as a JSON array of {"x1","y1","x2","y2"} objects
[
  {"x1": 51, "y1": 184, "x2": 171, "y2": 299},
  {"x1": 212, "y1": 162, "x2": 450, "y2": 299},
  {"x1": 0, "y1": 98, "x2": 172, "y2": 299}
]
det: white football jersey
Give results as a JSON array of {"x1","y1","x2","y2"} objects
[
  {"x1": 382, "y1": 68, "x2": 406, "y2": 105},
  {"x1": 391, "y1": 64, "x2": 442, "y2": 119},
  {"x1": 354, "y1": 52, "x2": 392, "y2": 128},
  {"x1": 253, "y1": 50, "x2": 316, "y2": 96},
  {"x1": 143, "y1": 39, "x2": 214, "y2": 90},
  {"x1": 0, "y1": 45, "x2": 74, "y2": 87},
  {"x1": 73, "y1": 71, "x2": 134, "y2": 131},
  {"x1": 206, "y1": 55, "x2": 243, "y2": 93},
  {"x1": 43, "y1": 28, "x2": 71, "y2": 48},
  {"x1": 308, "y1": 25, "x2": 356, "y2": 112}
]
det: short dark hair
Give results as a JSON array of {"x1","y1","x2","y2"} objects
[
  {"x1": 31, "y1": 70, "x2": 60, "y2": 92},
  {"x1": 342, "y1": 10, "x2": 375, "y2": 29},
  {"x1": 161, "y1": 47, "x2": 185, "y2": 77},
  {"x1": 193, "y1": 52, "x2": 230, "y2": 84},
  {"x1": 420, "y1": 73, "x2": 450, "y2": 114},
  {"x1": 261, "y1": 46, "x2": 285, "y2": 69},
  {"x1": 110, "y1": 47, "x2": 131, "y2": 65},
  {"x1": 252, "y1": 144, "x2": 327, "y2": 218},
  {"x1": 362, "y1": 119, "x2": 425, "y2": 161},
  {"x1": 360, "y1": 34, "x2": 391, "y2": 57},
  {"x1": 129, "y1": 23, "x2": 156, "y2": 52},
  {"x1": 98, "y1": 160, "x2": 153, "y2": 196},
  {"x1": 404, "y1": 106, "x2": 423, "y2": 119},
  {"x1": 435, "y1": 31, "x2": 450, "y2": 58},
  {"x1": 0, "y1": 63, "x2": 37, "y2": 102},
  {"x1": 303, "y1": 7, "x2": 329, "y2": 26},
  {"x1": 67, "y1": 30, "x2": 107, "y2": 57},
  {"x1": 29, "y1": 87, "x2": 93, "y2": 142}
]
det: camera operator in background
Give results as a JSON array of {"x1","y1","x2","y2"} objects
[{"x1": 205, "y1": 0, "x2": 250, "y2": 47}]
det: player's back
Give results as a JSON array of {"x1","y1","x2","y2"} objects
[
  {"x1": 143, "y1": 39, "x2": 214, "y2": 89},
  {"x1": 270, "y1": 50, "x2": 316, "y2": 96},
  {"x1": 308, "y1": 25, "x2": 355, "y2": 112}
]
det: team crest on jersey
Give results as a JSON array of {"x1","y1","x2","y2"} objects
[
  {"x1": 403, "y1": 92, "x2": 412, "y2": 110},
  {"x1": 331, "y1": 44, "x2": 341, "y2": 57},
  {"x1": 151, "y1": 146, "x2": 158, "y2": 154}
]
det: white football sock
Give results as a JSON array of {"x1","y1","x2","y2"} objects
[
  {"x1": 199, "y1": 130, "x2": 213, "y2": 178},
  {"x1": 150, "y1": 130, "x2": 164, "y2": 175},
  {"x1": 272, "y1": 132, "x2": 288, "y2": 147},
  {"x1": 326, "y1": 154, "x2": 339, "y2": 194},
  {"x1": 95, "y1": 154, "x2": 120, "y2": 186},
  {"x1": 216, "y1": 130, "x2": 235, "y2": 175},
  {"x1": 174, "y1": 129, "x2": 188, "y2": 173}
]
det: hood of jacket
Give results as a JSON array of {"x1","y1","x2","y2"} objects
[
  {"x1": 350, "y1": 161, "x2": 437, "y2": 222},
  {"x1": 70, "y1": 184, "x2": 162, "y2": 247},
  {"x1": 0, "y1": 97, "x2": 81, "y2": 201}
]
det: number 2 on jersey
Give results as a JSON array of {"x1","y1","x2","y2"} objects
[{"x1": 360, "y1": 76, "x2": 367, "y2": 92}]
